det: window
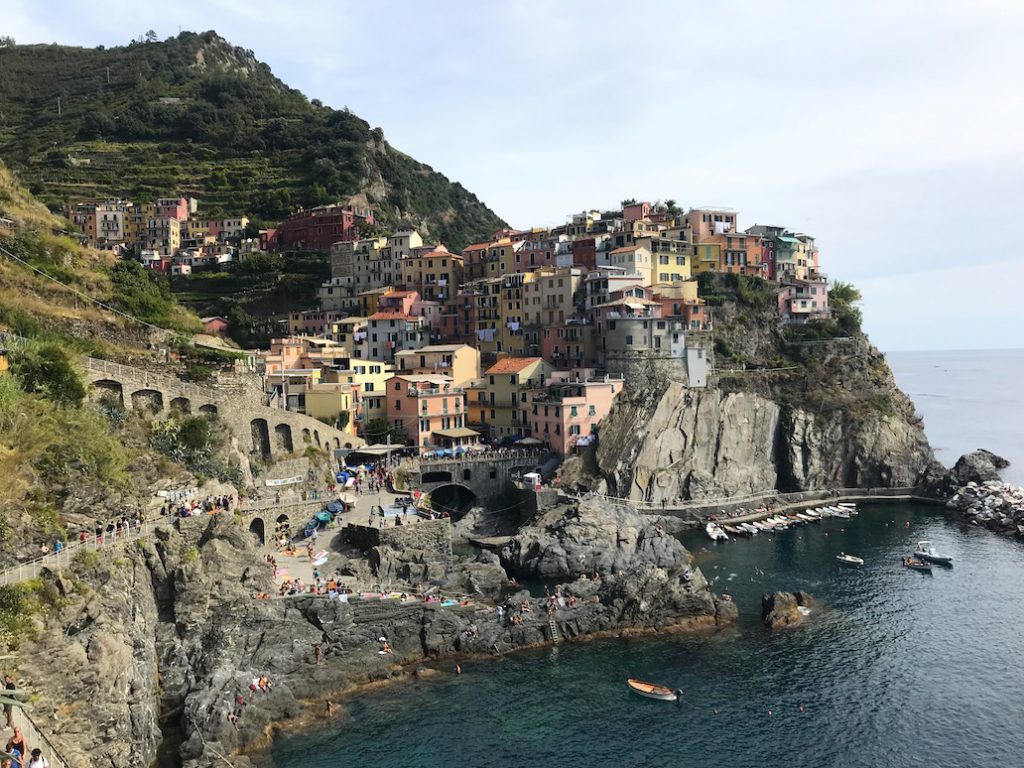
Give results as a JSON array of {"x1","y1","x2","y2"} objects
[
  {"x1": 394, "y1": 399, "x2": 401, "y2": 409},
  {"x1": 626, "y1": 335, "x2": 633, "y2": 345},
  {"x1": 588, "y1": 405, "x2": 596, "y2": 416},
  {"x1": 570, "y1": 406, "x2": 578, "y2": 417},
  {"x1": 394, "y1": 381, "x2": 401, "y2": 390}
]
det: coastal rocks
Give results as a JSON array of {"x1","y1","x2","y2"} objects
[
  {"x1": 762, "y1": 591, "x2": 814, "y2": 628},
  {"x1": 501, "y1": 500, "x2": 688, "y2": 580},
  {"x1": 592, "y1": 377, "x2": 938, "y2": 504},
  {"x1": 947, "y1": 479, "x2": 1024, "y2": 536},
  {"x1": 949, "y1": 450, "x2": 1010, "y2": 486}
]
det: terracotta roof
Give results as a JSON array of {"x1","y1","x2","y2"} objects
[
  {"x1": 610, "y1": 245, "x2": 641, "y2": 254},
  {"x1": 485, "y1": 357, "x2": 543, "y2": 375},
  {"x1": 463, "y1": 242, "x2": 491, "y2": 251},
  {"x1": 368, "y1": 311, "x2": 414, "y2": 321}
]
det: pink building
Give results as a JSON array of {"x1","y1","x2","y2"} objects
[
  {"x1": 622, "y1": 201, "x2": 651, "y2": 222},
  {"x1": 201, "y1": 316, "x2": 229, "y2": 336},
  {"x1": 386, "y1": 374, "x2": 477, "y2": 452},
  {"x1": 377, "y1": 290, "x2": 419, "y2": 315},
  {"x1": 155, "y1": 196, "x2": 190, "y2": 221},
  {"x1": 539, "y1": 322, "x2": 597, "y2": 369},
  {"x1": 529, "y1": 372, "x2": 623, "y2": 455},
  {"x1": 777, "y1": 276, "x2": 829, "y2": 323}
]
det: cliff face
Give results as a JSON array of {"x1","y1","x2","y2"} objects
[{"x1": 593, "y1": 334, "x2": 940, "y2": 502}]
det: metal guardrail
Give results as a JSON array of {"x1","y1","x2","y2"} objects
[{"x1": 14, "y1": 709, "x2": 71, "y2": 768}]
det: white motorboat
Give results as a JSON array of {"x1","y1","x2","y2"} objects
[
  {"x1": 914, "y1": 541, "x2": 953, "y2": 566},
  {"x1": 627, "y1": 679, "x2": 680, "y2": 702},
  {"x1": 836, "y1": 552, "x2": 864, "y2": 566},
  {"x1": 740, "y1": 523, "x2": 760, "y2": 535},
  {"x1": 706, "y1": 522, "x2": 729, "y2": 542}
]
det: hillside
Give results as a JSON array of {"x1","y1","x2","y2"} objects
[{"x1": 0, "y1": 31, "x2": 506, "y2": 249}]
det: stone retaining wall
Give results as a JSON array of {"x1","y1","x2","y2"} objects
[{"x1": 343, "y1": 519, "x2": 452, "y2": 557}]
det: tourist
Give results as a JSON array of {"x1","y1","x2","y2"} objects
[
  {"x1": 5, "y1": 728, "x2": 27, "y2": 763},
  {"x1": 3, "y1": 674, "x2": 15, "y2": 727},
  {"x1": 326, "y1": 700, "x2": 335, "y2": 717},
  {"x1": 26, "y1": 748, "x2": 48, "y2": 768}
]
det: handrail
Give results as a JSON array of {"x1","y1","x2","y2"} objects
[{"x1": 15, "y1": 709, "x2": 71, "y2": 768}]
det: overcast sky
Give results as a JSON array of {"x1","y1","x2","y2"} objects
[{"x1": 7, "y1": 0, "x2": 1023, "y2": 351}]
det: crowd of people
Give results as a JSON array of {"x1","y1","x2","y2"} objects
[{"x1": 3, "y1": 675, "x2": 52, "y2": 768}]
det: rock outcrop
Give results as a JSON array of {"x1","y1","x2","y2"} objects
[
  {"x1": 949, "y1": 450, "x2": 1010, "y2": 486},
  {"x1": 590, "y1": 334, "x2": 942, "y2": 503},
  {"x1": 946, "y1": 479, "x2": 1024, "y2": 536},
  {"x1": 19, "y1": 502, "x2": 733, "y2": 767},
  {"x1": 762, "y1": 591, "x2": 814, "y2": 628}
]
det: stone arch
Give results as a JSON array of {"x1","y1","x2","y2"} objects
[
  {"x1": 131, "y1": 388, "x2": 164, "y2": 413},
  {"x1": 249, "y1": 517, "x2": 266, "y2": 546},
  {"x1": 462, "y1": 468, "x2": 472, "y2": 482},
  {"x1": 426, "y1": 484, "x2": 478, "y2": 520},
  {"x1": 343, "y1": 441, "x2": 353, "y2": 449},
  {"x1": 302, "y1": 428, "x2": 311, "y2": 444},
  {"x1": 313, "y1": 429, "x2": 321, "y2": 447},
  {"x1": 251, "y1": 418, "x2": 271, "y2": 458},
  {"x1": 333, "y1": 437, "x2": 340, "y2": 448},
  {"x1": 169, "y1": 396, "x2": 191, "y2": 415},
  {"x1": 422, "y1": 470, "x2": 453, "y2": 483},
  {"x1": 91, "y1": 379, "x2": 124, "y2": 408},
  {"x1": 198, "y1": 403, "x2": 218, "y2": 418},
  {"x1": 274, "y1": 423, "x2": 294, "y2": 453}
]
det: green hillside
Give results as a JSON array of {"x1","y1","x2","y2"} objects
[{"x1": 0, "y1": 31, "x2": 505, "y2": 249}]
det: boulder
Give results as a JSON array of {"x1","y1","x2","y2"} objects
[
  {"x1": 762, "y1": 591, "x2": 814, "y2": 628},
  {"x1": 949, "y1": 450, "x2": 1010, "y2": 486}
]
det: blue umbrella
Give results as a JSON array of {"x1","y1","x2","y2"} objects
[{"x1": 326, "y1": 502, "x2": 342, "y2": 513}]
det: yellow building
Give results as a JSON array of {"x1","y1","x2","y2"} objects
[
  {"x1": 399, "y1": 245, "x2": 464, "y2": 301},
  {"x1": 304, "y1": 381, "x2": 360, "y2": 434},
  {"x1": 691, "y1": 242, "x2": 721, "y2": 274},
  {"x1": 322, "y1": 360, "x2": 394, "y2": 425},
  {"x1": 498, "y1": 271, "x2": 536, "y2": 356},
  {"x1": 480, "y1": 357, "x2": 554, "y2": 440},
  {"x1": 394, "y1": 344, "x2": 480, "y2": 387},
  {"x1": 635, "y1": 236, "x2": 691, "y2": 284},
  {"x1": 523, "y1": 267, "x2": 584, "y2": 326}
]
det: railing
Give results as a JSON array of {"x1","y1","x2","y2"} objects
[{"x1": 15, "y1": 709, "x2": 71, "y2": 768}]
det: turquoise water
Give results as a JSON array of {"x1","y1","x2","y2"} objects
[{"x1": 271, "y1": 505, "x2": 1024, "y2": 767}]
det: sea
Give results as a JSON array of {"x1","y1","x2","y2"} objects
[{"x1": 271, "y1": 349, "x2": 1024, "y2": 768}]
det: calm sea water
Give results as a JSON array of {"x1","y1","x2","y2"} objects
[
  {"x1": 272, "y1": 505, "x2": 1024, "y2": 768},
  {"x1": 272, "y1": 350, "x2": 1024, "y2": 768},
  {"x1": 888, "y1": 348, "x2": 1024, "y2": 485}
]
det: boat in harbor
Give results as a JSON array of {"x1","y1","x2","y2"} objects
[
  {"x1": 903, "y1": 556, "x2": 932, "y2": 572},
  {"x1": 838, "y1": 502, "x2": 858, "y2": 515},
  {"x1": 627, "y1": 678, "x2": 680, "y2": 702},
  {"x1": 837, "y1": 552, "x2": 864, "y2": 566},
  {"x1": 914, "y1": 541, "x2": 953, "y2": 566},
  {"x1": 740, "y1": 523, "x2": 760, "y2": 535},
  {"x1": 706, "y1": 522, "x2": 729, "y2": 542}
]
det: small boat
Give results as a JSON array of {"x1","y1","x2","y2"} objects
[
  {"x1": 796, "y1": 513, "x2": 815, "y2": 522},
  {"x1": 833, "y1": 510, "x2": 851, "y2": 519},
  {"x1": 627, "y1": 678, "x2": 680, "y2": 702},
  {"x1": 706, "y1": 522, "x2": 729, "y2": 542},
  {"x1": 914, "y1": 541, "x2": 953, "y2": 566},
  {"x1": 903, "y1": 556, "x2": 932, "y2": 572},
  {"x1": 740, "y1": 523, "x2": 760, "y2": 535},
  {"x1": 723, "y1": 525, "x2": 743, "y2": 536},
  {"x1": 836, "y1": 553, "x2": 864, "y2": 566}
]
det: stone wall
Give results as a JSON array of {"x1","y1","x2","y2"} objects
[{"x1": 343, "y1": 519, "x2": 453, "y2": 557}]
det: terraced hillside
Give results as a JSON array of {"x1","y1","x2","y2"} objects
[{"x1": 0, "y1": 31, "x2": 505, "y2": 249}]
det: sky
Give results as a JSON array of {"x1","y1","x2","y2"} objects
[{"x1": 6, "y1": 0, "x2": 1023, "y2": 351}]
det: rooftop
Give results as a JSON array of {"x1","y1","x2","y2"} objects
[
  {"x1": 395, "y1": 344, "x2": 471, "y2": 355},
  {"x1": 486, "y1": 357, "x2": 543, "y2": 375},
  {"x1": 433, "y1": 427, "x2": 480, "y2": 439}
]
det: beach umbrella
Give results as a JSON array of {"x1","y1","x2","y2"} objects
[{"x1": 326, "y1": 502, "x2": 342, "y2": 513}]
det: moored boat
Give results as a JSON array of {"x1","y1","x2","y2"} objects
[
  {"x1": 627, "y1": 678, "x2": 679, "y2": 702},
  {"x1": 706, "y1": 522, "x2": 729, "y2": 542},
  {"x1": 914, "y1": 541, "x2": 953, "y2": 566},
  {"x1": 903, "y1": 556, "x2": 932, "y2": 572},
  {"x1": 836, "y1": 552, "x2": 864, "y2": 566}
]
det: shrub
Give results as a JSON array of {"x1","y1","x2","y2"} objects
[{"x1": 11, "y1": 343, "x2": 86, "y2": 407}]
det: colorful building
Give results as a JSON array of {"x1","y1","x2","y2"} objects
[
  {"x1": 271, "y1": 204, "x2": 374, "y2": 251},
  {"x1": 479, "y1": 357, "x2": 554, "y2": 441},
  {"x1": 386, "y1": 374, "x2": 475, "y2": 453},
  {"x1": 529, "y1": 371, "x2": 623, "y2": 454},
  {"x1": 394, "y1": 343, "x2": 481, "y2": 387}
]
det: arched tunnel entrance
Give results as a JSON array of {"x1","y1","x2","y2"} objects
[{"x1": 426, "y1": 484, "x2": 479, "y2": 520}]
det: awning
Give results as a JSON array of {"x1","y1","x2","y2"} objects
[
  {"x1": 516, "y1": 436, "x2": 543, "y2": 446},
  {"x1": 433, "y1": 427, "x2": 480, "y2": 439}
]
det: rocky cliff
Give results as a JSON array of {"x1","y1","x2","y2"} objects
[
  {"x1": 587, "y1": 323, "x2": 942, "y2": 502},
  {"x1": 19, "y1": 502, "x2": 729, "y2": 767}
]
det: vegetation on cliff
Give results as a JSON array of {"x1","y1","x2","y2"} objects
[{"x1": 0, "y1": 31, "x2": 506, "y2": 249}]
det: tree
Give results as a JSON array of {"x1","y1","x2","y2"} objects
[
  {"x1": 362, "y1": 418, "x2": 406, "y2": 446},
  {"x1": 829, "y1": 281, "x2": 863, "y2": 335},
  {"x1": 664, "y1": 199, "x2": 681, "y2": 215},
  {"x1": 145, "y1": 30, "x2": 158, "y2": 43},
  {"x1": 620, "y1": 198, "x2": 637, "y2": 208},
  {"x1": 0, "y1": 36, "x2": 15, "y2": 48},
  {"x1": 12, "y1": 344, "x2": 86, "y2": 408}
]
